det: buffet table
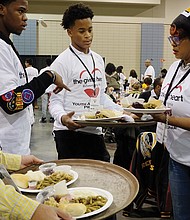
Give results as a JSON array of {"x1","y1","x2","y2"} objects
[{"x1": 15, "y1": 159, "x2": 139, "y2": 220}]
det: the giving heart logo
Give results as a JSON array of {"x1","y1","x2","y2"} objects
[{"x1": 80, "y1": 68, "x2": 101, "y2": 98}]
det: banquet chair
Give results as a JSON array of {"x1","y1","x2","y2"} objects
[{"x1": 125, "y1": 132, "x2": 172, "y2": 218}]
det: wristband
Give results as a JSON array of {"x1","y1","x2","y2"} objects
[{"x1": 48, "y1": 70, "x2": 56, "y2": 83}]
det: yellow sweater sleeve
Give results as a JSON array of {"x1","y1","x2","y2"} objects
[
  {"x1": 0, "y1": 151, "x2": 21, "y2": 171},
  {"x1": 0, "y1": 181, "x2": 39, "y2": 220}
]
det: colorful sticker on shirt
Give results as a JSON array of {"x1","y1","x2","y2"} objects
[
  {"x1": 22, "y1": 89, "x2": 34, "y2": 104},
  {"x1": 6, "y1": 92, "x2": 24, "y2": 111},
  {"x1": 2, "y1": 91, "x2": 13, "y2": 102}
]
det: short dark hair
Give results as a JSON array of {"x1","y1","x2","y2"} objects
[
  {"x1": 116, "y1": 66, "x2": 123, "y2": 73},
  {"x1": 161, "y1": 68, "x2": 167, "y2": 78},
  {"x1": 61, "y1": 3, "x2": 94, "y2": 29},
  {"x1": 0, "y1": 0, "x2": 16, "y2": 5},
  {"x1": 144, "y1": 77, "x2": 152, "y2": 85},
  {"x1": 153, "y1": 77, "x2": 162, "y2": 89},
  {"x1": 46, "y1": 58, "x2": 52, "y2": 66},
  {"x1": 105, "y1": 63, "x2": 116, "y2": 75},
  {"x1": 25, "y1": 58, "x2": 33, "y2": 65}
]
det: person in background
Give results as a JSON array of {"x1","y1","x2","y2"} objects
[
  {"x1": 39, "y1": 58, "x2": 54, "y2": 123},
  {"x1": 128, "y1": 81, "x2": 142, "y2": 97},
  {"x1": 105, "y1": 63, "x2": 120, "y2": 92},
  {"x1": 128, "y1": 69, "x2": 138, "y2": 91},
  {"x1": 151, "y1": 8, "x2": 190, "y2": 220},
  {"x1": 160, "y1": 68, "x2": 167, "y2": 78},
  {"x1": 105, "y1": 86, "x2": 117, "y2": 103},
  {"x1": 0, "y1": 0, "x2": 70, "y2": 155},
  {"x1": 143, "y1": 59, "x2": 155, "y2": 81},
  {"x1": 116, "y1": 65, "x2": 126, "y2": 92},
  {"x1": 141, "y1": 77, "x2": 153, "y2": 92},
  {"x1": 25, "y1": 58, "x2": 39, "y2": 109},
  {"x1": 0, "y1": 150, "x2": 73, "y2": 220},
  {"x1": 49, "y1": 3, "x2": 124, "y2": 164},
  {"x1": 139, "y1": 77, "x2": 164, "y2": 102}
]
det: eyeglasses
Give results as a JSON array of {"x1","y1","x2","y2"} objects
[
  {"x1": 168, "y1": 36, "x2": 181, "y2": 45},
  {"x1": 168, "y1": 36, "x2": 186, "y2": 46}
]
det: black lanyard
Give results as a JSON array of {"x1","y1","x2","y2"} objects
[
  {"x1": 69, "y1": 46, "x2": 96, "y2": 94},
  {"x1": 0, "y1": 32, "x2": 28, "y2": 83},
  {"x1": 164, "y1": 61, "x2": 190, "y2": 105}
]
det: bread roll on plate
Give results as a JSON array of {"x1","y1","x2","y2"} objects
[
  {"x1": 11, "y1": 173, "x2": 29, "y2": 189},
  {"x1": 58, "y1": 203, "x2": 86, "y2": 217}
]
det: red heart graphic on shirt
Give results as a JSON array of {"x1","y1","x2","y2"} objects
[{"x1": 84, "y1": 87, "x2": 99, "y2": 97}]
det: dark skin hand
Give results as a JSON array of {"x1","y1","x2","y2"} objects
[{"x1": 61, "y1": 111, "x2": 83, "y2": 130}]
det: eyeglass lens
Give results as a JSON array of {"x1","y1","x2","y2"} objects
[{"x1": 168, "y1": 36, "x2": 180, "y2": 45}]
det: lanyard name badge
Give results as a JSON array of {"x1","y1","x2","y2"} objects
[
  {"x1": 157, "y1": 61, "x2": 190, "y2": 144},
  {"x1": 69, "y1": 46, "x2": 99, "y2": 110}
]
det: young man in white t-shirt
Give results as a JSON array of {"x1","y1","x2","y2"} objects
[{"x1": 49, "y1": 3, "x2": 123, "y2": 162}]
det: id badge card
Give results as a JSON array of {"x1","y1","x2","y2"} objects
[
  {"x1": 156, "y1": 122, "x2": 167, "y2": 144},
  {"x1": 90, "y1": 97, "x2": 100, "y2": 111}
]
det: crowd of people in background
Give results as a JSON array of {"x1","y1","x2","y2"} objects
[{"x1": 104, "y1": 59, "x2": 167, "y2": 103}]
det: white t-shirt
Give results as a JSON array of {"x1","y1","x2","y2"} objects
[
  {"x1": 49, "y1": 45, "x2": 123, "y2": 135},
  {"x1": 25, "y1": 66, "x2": 38, "y2": 82},
  {"x1": 0, "y1": 39, "x2": 31, "y2": 155},
  {"x1": 119, "y1": 72, "x2": 126, "y2": 85},
  {"x1": 157, "y1": 60, "x2": 190, "y2": 166},
  {"x1": 144, "y1": 65, "x2": 155, "y2": 81}
]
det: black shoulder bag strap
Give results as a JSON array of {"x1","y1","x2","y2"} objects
[{"x1": 0, "y1": 32, "x2": 28, "y2": 83}]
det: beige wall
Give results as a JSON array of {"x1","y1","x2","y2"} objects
[{"x1": 29, "y1": 0, "x2": 190, "y2": 78}]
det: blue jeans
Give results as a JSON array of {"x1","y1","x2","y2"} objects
[{"x1": 169, "y1": 158, "x2": 190, "y2": 220}]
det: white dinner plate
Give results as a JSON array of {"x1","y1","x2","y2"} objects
[
  {"x1": 75, "y1": 115, "x2": 125, "y2": 122},
  {"x1": 36, "y1": 186, "x2": 113, "y2": 219},
  {"x1": 124, "y1": 107, "x2": 171, "y2": 114},
  {"x1": 69, "y1": 187, "x2": 113, "y2": 219},
  {"x1": 18, "y1": 170, "x2": 78, "y2": 193}
]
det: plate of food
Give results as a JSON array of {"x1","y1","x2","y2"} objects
[
  {"x1": 76, "y1": 109, "x2": 124, "y2": 122},
  {"x1": 11, "y1": 165, "x2": 78, "y2": 193},
  {"x1": 124, "y1": 100, "x2": 171, "y2": 114},
  {"x1": 36, "y1": 186, "x2": 113, "y2": 219}
]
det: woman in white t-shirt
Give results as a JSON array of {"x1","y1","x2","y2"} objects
[{"x1": 151, "y1": 8, "x2": 190, "y2": 220}]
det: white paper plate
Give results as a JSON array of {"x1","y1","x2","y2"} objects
[
  {"x1": 124, "y1": 107, "x2": 171, "y2": 114},
  {"x1": 36, "y1": 186, "x2": 113, "y2": 219},
  {"x1": 18, "y1": 170, "x2": 78, "y2": 193},
  {"x1": 69, "y1": 187, "x2": 113, "y2": 219}
]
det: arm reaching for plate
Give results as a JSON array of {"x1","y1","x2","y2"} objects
[{"x1": 21, "y1": 155, "x2": 44, "y2": 169}]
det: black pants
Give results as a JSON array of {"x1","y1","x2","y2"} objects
[
  {"x1": 113, "y1": 127, "x2": 140, "y2": 170},
  {"x1": 54, "y1": 130, "x2": 110, "y2": 162}
]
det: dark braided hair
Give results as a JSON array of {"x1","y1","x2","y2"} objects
[{"x1": 61, "y1": 3, "x2": 94, "y2": 29}]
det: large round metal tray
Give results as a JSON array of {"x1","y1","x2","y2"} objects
[{"x1": 15, "y1": 159, "x2": 139, "y2": 219}]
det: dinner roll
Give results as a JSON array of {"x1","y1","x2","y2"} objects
[
  {"x1": 58, "y1": 203, "x2": 86, "y2": 217},
  {"x1": 11, "y1": 173, "x2": 29, "y2": 189}
]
